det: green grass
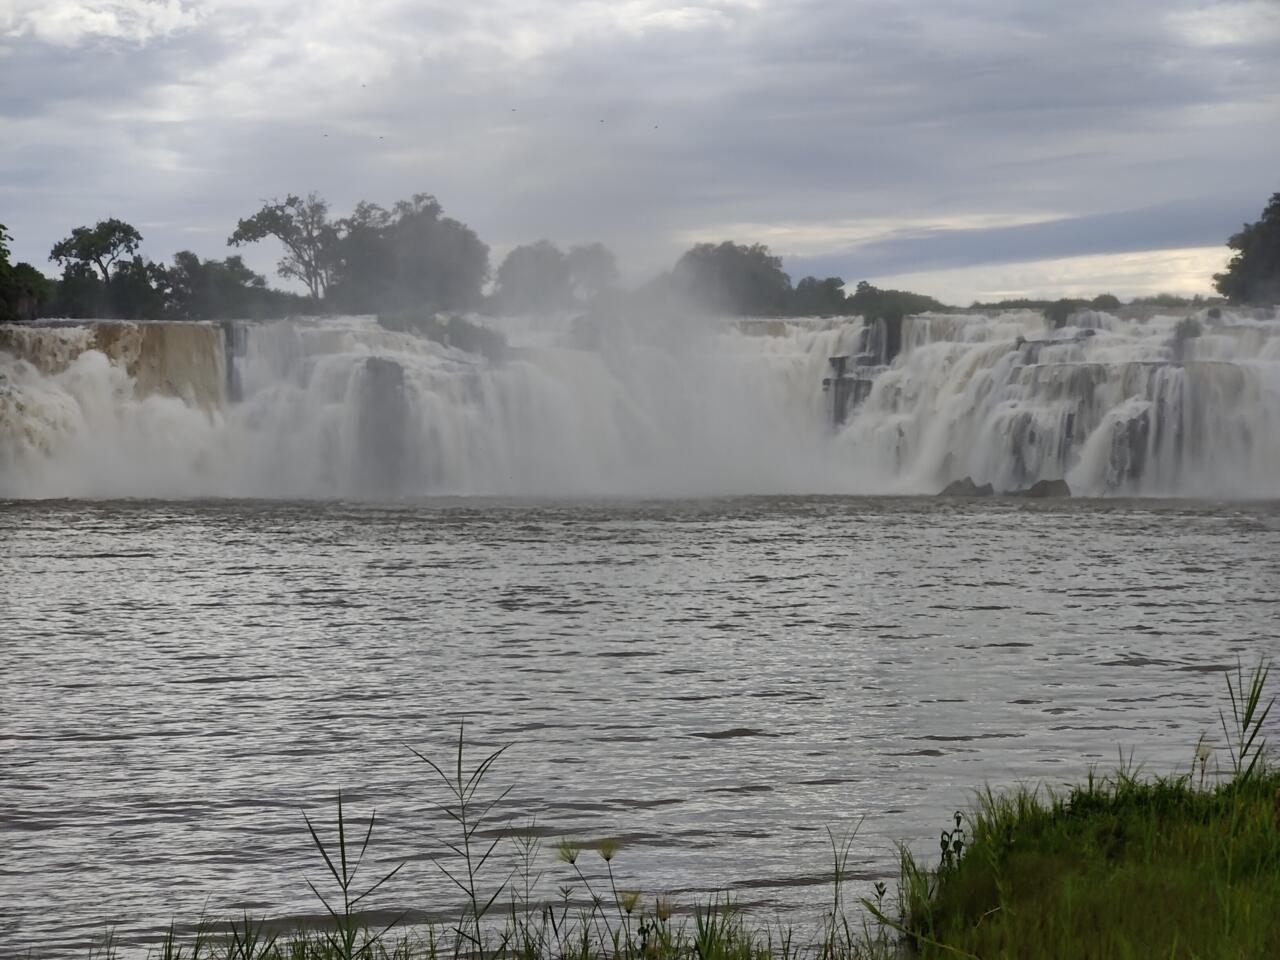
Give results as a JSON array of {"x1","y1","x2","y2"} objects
[
  {"x1": 79, "y1": 662, "x2": 1276, "y2": 960},
  {"x1": 892, "y1": 767, "x2": 1280, "y2": 959},
  {"x1": 888, "y1": 659, "x2": 1279, "y2": 959}
]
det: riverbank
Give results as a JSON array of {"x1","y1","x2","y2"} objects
[
  {"x1": 893, "y1": 764, "x2": 1280, "y2": 958},
  {"x1": 79, "y1": 664, "x2": 1276, "y2": 960}
]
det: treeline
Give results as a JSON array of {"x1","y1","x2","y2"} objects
[
  {"x1": 219, "y1": 194, "x2": 951, "y2": 320},
  {"x1": 0, "y1": 225, "x2": 50, "y2": 321},
  {"x1": 659, "y1": 242, "x2": 947, "y2": 319},
  {"x1": 0, "y1": 218, "x2": 310, "y2": 322},
  {"x1": 968, "y1": 293, "x2": 1237, "y2": 330},
  {"x1": 0, "y1": 194, "x2": 947, "y2": 324},
  {"x1": 3, "y1": 188, "x2": 1276, "y2": 323}
]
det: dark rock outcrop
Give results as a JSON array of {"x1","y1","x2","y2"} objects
[
  {"x1": 357, "y1": 356, "x2": 408, "y2": 496},
  {"x1": 1012, "y1": 478, "x2": 1072, "y2": 498},
  {"x1": 938, "y1": 476, "x2": 995, "y2": 497}
]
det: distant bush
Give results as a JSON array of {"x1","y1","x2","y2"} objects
[
  {"x1": 1173, "y1": 316, "x2": 1203, "y2": 341},
  {"x1": 1043, "y1": 298, "x2": 1087, "y2": 328},
  {"x1": 1129, "y1": 292, "x2": 1222, "y2": 309},
  {"x1": 1214, "y1": 191, "x2": 1280, "y2": 304},
  {"x1": 847, "y1": 280, "x2": 948, "y2": 321},
  {"x1": 1090, "y1": 293, "x2": 1122, "y2": 311},
  {"x1": 969, "y1": 298, "x2": 1052, "y2": 311}
]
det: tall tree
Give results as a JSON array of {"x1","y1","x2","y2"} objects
[
  {"x1": 164, "y1": 251, "x2": 304, "y2": 320},
  {"x1": 567, "y1": 242, "x2": 620, "y2": 301},
  {"x1": 228, "y1": 193, "x2": 338, "y2": 303},
  {"x1": 1, "y1": 223, "x2": 55, "y2": 321},
  {"x1": 790, "y1": 276, "x2": 847, "y2": 315},
  {"x1": 671, "y1": 241, "x2": 792, "y2": 315},
  {"x1": 847, "y1": 280, "x2": 946, "y2": 320},
  {"x1": 1214, "y1": 192, "x2": 1280, "y2": 304},
  {"x1": 329, "y1": 201, "x2": 395, "y2": 312},
  {"x1": 495, "y1": 240, "x2": 573, "y2": 314},
  {"x1": 326, "y1": 194, "x2": 489, "y2": 313},
  {"x1": 46, "y1": 218, "x2": 153, "y2": 318},
  {"x1": 385, "y1": 194, "x2": 489, "y2": 312},
  {"x1": 108, "y1": 256, "x2": 169, "y2": 320},
  {"x1": 49, "y1": 218, "x2": 143, "y2": 282}
]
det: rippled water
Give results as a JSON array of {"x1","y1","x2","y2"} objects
[{"x1": 3, "y1": 496, "x2": 1279, "y2": 957}]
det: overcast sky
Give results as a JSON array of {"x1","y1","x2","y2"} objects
[{"x1": 2, "y1": 0, "x2": 1277, "y2": 303}]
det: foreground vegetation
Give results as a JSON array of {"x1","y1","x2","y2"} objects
[
  {"x1": 75, "y1": 661, "x2": 1276, "y2": 960},
  {"x1": 895, "y1": 766, "x2": 1280, "y2": 959},
  {"x1": 892, "y1": 660, "x2": 1278, "y2": 959}
]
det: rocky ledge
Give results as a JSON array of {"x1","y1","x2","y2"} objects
[{"x1": 937, "y1": 476, "x2": 1071, "y2": 498}]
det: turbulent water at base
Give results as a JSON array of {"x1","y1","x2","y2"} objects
[
  {"x1": 2, "y1": 307, "x2": 1278, "y2": 498},
  {"x1": 3, "y1": 496, "x2": 1279, "y2": 958}
]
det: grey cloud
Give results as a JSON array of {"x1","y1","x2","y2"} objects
[
  {"x1": 2, "y1": 0, "x2": 1276, "y2": 289},
  {"x1": 783, "y1": 192, "x2": 1263, "y2": 286}
]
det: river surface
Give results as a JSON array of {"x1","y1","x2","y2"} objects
[{"x1": 3, "y1": 495, "x2": 1279, "y2": 957}]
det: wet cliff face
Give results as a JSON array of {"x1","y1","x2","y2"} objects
[
  {"x1": 94, "y1": 322, "x2": 226, "y2": 409},
  {"x1": 356, "y1": 355, "x2": 409, "y2": 497},
  {"x1": 1, "y1": 310, "x2": 1278, "y2": 498},
  {"x1": 0, "y1": 324, "x2": 96, "y2": 376},
  {"x1": 0, "y1": 321, "x2": 225, "y2": 409}
]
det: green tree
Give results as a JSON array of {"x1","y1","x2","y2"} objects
[
  {"x1": 1214, "y1": 192, "x2": 1280, "y2": 304},
  {"x1": 46, "y1": 218, "x2": 156, "y2": 318},
  {"x1": 164, "y1": 251, "x2": 304, "y2": 320},
  {"x1": 567, "y1": 242, "x2": 620, "y2": 302},
  {"x1": 384, "y1": 194, "x2": 489, "y2": 312},
  {"x1": 229, "y1": 193, "x2": 338, "y2": 303},
  {"x1": 1042, "y1": 297, "x2": 1088, "y2": 329},
  {"x1": 1, "y1": 223, "x2": 56, "y2": 321},
  {"x1": 327, "y1": 194, "x2": 489, "y2": 314},
  {"x1": 49, "y1": 217, "x2": 143, "y2": 282},
  {"x1": 846, "y1": 280, "x2": 946, "y2": 320},
  {"x1": 329, "y1": 201, "x2": 395, "y2": 312},
  {"x1": 51, "y1": 262, "x2": 109, "y2": 317},
  {"x1": 495, "y1": 240, "x2": 573, "y2": 314},
  {"x1": 672, "y1": 241, "x2": 792, "y2": 315},
  {"x1": 108, "y1": 255, "x2": 169, "y2": 319},
  {"x1": 790, "y1": 276, "x2": 848, "y2": 315}
]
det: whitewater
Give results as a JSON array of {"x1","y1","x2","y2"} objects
[{"x1": 1, "y1": 307, "x2": 1278, "y2": 499}]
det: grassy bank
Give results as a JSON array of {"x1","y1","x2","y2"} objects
[
  {"x1": 895, "y1": 767, "x2": 1280, "y2": 958},
  {"x1": 83, "y1": 663, "x2": 1275, "y2": 960},
  {"x1": 891, "y1": 660, "x2": 1279, "y2": 959}
]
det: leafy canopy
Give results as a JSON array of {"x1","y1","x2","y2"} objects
[
  {"x1": 1214, "y1": 192, "x2": 1280, "y2": 304},
  {"x1": 49, "y1": 218, "x2": 143, "y2": 282},
  {"x1": 567, "y1": 242, "x2": 620, "y2": 301},
  {"x1": 673, "y1": 241, "x2": 793, "y2": 315},
  {"x1": 495, "y1": 240, "x2": 574, "y2": 315},
  {"x1": 229, "y1": 193, "x2": 338, "y2": 302}
]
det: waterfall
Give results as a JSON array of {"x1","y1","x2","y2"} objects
[
  {"x1": 831, "y1": 309, "x2": 1280, "y2": 497},
  {"x1": 1, "y1": 309, "x2": 1277, "y2": 499}
]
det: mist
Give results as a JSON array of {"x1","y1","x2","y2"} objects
[{"x1": 3, "y1": 299, "x2": 1278, "y2": 499}]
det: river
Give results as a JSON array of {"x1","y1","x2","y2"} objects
[{"x1": 3, "y1": 495, "x2": 1278, "y2": 957}]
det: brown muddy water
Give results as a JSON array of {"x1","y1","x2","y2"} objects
[{"x1": 2, "y1": 495, "x2": 1278, "y2": 957}]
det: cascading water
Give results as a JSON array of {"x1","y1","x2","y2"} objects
[
  {"x1": 0, "y1": 308, "x2": 1277, "y2": 498},
  {"x1": 0, "y1": 315, "x2": 854, "y2": 498},
  {"x1": 830, "y1": 308, "x2": 1280, "y2": 497}
]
